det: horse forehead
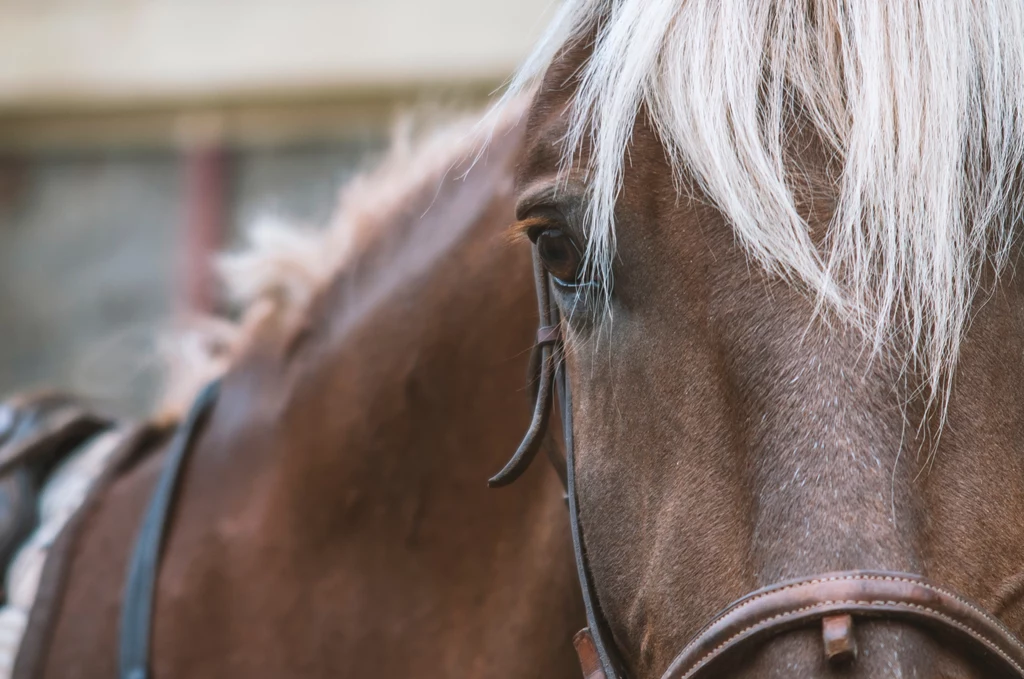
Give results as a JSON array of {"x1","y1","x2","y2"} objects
[
  {"x1": 516, "y1": 102, "x2": 575, "y2": 195},
  {"x1": 516, "y1": 39, "x2": 596, "y2": 178}
]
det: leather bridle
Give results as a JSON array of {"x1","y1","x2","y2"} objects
[{"x1": 489, "y1": 250, "x2": 1024, "y2": 678}]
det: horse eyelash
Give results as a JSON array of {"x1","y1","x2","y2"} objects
[{"x1": 506, "y1": 216, "x2": 555, "y2": 244}]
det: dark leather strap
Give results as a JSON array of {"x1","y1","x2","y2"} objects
[
  {"x1": 488, "y1": 251, "x2": 561, "y2": 488},
  {"x1": 0, "y1": 394, "x2": 110, "y2": 478},
  {"x1": 562, "y1": 361, "x2": 625, "y2": 678},
  {"x1": 490, "y1": 252, "x2": 624, "y2": 677},
  {"x1": 536, "y1": 325, "x2": 561, "y2": 346},
  {"x1": 574, "y1": 628, "x2": 607, "y2": 679},
  {"x1": 12, "y1": 423, "x2": 169, "y2": 679},
  {"x1": 660, "y1": 571, "x2": 1024, "y2": 678},
  {"x1": 119, "y1": 380, "x2": 220, "y2": 679},
  {"x1": 0, "y1": 392, "x2": 113, "y2": 605}
]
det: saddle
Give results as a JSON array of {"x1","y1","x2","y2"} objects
[{"x1": 0, "y1": 390, "x2": 111, "y2": 603}]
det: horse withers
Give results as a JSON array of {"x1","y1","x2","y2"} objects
[{"x1": 0, "y1": 105, "x2": 584, "y2": 677}]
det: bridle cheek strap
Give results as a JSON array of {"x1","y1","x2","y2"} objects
[{"x1": 659, "y1": 571, "x2": 1024, "y2": 679}]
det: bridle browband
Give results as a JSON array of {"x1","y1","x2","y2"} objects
[{"x1": 489, "y1": 251, "x2": 1024, "y2": 678}]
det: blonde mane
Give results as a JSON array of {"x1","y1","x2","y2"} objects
[
  {"x1": 159, "y1": 99, "x2": 529, "y2": 417},
  {"x1": 499, "y1": 0, "x2": 1024, "y2": 403}
]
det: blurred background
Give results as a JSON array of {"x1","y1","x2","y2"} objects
[{"x1": 0, "y1": 0, "x2": 554, "y2": 416}]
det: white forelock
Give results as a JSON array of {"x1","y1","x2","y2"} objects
[{"x1": 500, "y1": 0, "x2": 1024, "y2": 403}]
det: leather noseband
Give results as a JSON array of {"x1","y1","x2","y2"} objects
[
  {"x1": 491, "y1": 251, "x2": 1024, "y2": 679},
  {"x1": 661, "y1": 571, "x2": 1024, "y2": 679}
]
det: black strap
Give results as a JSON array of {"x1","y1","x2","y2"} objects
[
  {"x1": 488, "y1": 250, "x2": 561, "y2": 489},
  {"x1": 559, "y1": 357, "x2": 625, "y2": 678},
  {"x1": 119, "y1": 380, "x2": 220, "y2": 679}
]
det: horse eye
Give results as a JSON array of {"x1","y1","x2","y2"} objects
[{"x1": 534, "y1": 229, "x2": 583, "y2": 285}]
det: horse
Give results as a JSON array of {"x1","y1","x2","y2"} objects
[
  {"x1": 479, "y1": 1, "x2": 1024, "y2": 677},
  {"x1": 0, "y1": 103, "x2": 585, "y2": 677},
  {"x1": 8, "y1": 2, "x2": 1024, "y2": 677}
]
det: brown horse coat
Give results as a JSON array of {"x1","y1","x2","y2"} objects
[{"x1": 17, "y1": 113, "x2": 584, "y2": 678}]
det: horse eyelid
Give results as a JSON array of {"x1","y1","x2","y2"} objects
[{"x1": 552, "y1": 277, "x2": 600, "y2": 291}]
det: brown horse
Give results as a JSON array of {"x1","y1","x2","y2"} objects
[
  {"x1": 490, "y1": 1, "x2": 1024, "y2": 678},
  {"x1": 2, "y1": 105, "x2": 584, "y2": 677},
  {"x1": 10, "y1": 2, "x2": 1024, "y2": 677}
]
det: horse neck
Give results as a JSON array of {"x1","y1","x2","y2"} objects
[
  {"x1": 165, "y1": 124, "x2": 582, "y2": 673},
  {"x1": 202, "y1": 128, "x2": 537, "y2": 528}
]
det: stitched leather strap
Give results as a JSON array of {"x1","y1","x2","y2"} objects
[{"x1": 660, "y1": 571, "x2": 1024, "y2": 678}]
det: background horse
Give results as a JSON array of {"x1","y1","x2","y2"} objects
[
  {"x1": 493, "y1": 1, "x2": 1024, "y2": 678},
  {"x1": 2, "y1": 104, "x2": 584, "y2": 677}
]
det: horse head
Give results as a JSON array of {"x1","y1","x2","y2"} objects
[{"x1": 498, "y1": 3, "x2": 1024, "y2": 677}]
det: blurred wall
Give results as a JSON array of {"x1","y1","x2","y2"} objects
[
  {"x1": 0, "y1": 0, "x2": 553, "y2": 110},
  {"x1": 0, "y1": 0, "x2": 554, "y2": 416}
]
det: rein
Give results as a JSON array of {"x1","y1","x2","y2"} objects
[
  {"x1": 489, "y1": 249, "x2": 625, "y2": 675},
  {"x1": 489, "y1": 251, "x2": 1024, "y2": 678},
  {"x1": 119, "y1": 380, "x2": 220, "y2": 679}
]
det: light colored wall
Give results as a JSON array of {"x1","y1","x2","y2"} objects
[
  {"x1": 0, "y1": 0, "x2": 554, "y2": 111},
  {"x1": 0, "y1": 151, "x2": 180, "y2": 414},
  {"x1": 0, "y1": 140, "x2": 388, "y2": 416},
  {"x1": 0, "y1": 1, "x2": 548, "y2": 412}
]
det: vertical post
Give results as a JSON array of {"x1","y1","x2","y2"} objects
[
  {"x1": 178, "y1": 120, "x2": 228, "y2": 315},
  {"x1": 0, "y1": 154, "x2": 27, "y2": 217}
]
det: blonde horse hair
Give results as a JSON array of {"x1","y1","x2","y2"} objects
[{"x1": 495, "y1": 0, "x2": 1024, "y2": 410}]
